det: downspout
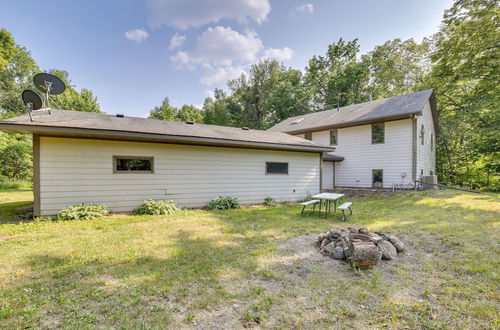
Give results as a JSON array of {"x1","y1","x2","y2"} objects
[
  {"x1": 411, "y1": 115, "x2": 417, "y2": 185},
  {"x1": 319, "y1": 153, "x2": 323, "y2": 193}
]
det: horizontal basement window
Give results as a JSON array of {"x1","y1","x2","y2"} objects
[
  {"x1": 113, "y1": 156, "x2": 154, "y2": 173},
  {"x1": 266, "y1": 162, "x2": 288, "y2": 175}
]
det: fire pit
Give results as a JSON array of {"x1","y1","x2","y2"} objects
[{"x1": 316, "y1": 228, "x2": 405, "y2": 268}]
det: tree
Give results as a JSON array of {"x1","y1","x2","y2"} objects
[
  {"x1": 48, "y1": 69, "x2": 101, "y2": 112},
  {"x1": 176, "y1": 104, "x2": 204, "y2": 123},
  {"x1": 362, "y1": 38, "x2": 431, "y2": 99},
  {"x1": 202, "y1": 89, "x2": 234, "y2": 126},
  {"x1": 149, "y1": 97, "x2": 177, "y2": 121},
  {"x1": 0, "y1": 133, "x2": 32, "y2": 181},
  {"x1": 0, "y1": 29, "x2": 102, "y2": 183},
  {"x1": 0, "y1": 28, "x2": 39, "y2": 118},
  {"x1": 227, "y1": 59, "x2": 312, "y2": 129},
  {"x1": 304, "y1": 38, "x2": 369, "y2": 110},
  {"x1": 426, "y1": 0, "x2": 499, "y2": 189}
]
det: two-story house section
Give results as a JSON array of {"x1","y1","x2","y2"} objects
[{"x1": 269, "y1": 89, "x2": 437, "y2": 189}]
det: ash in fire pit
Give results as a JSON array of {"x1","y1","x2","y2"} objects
[{"x1": 316, "y1": 228, "x2": 405, "y2": 269}]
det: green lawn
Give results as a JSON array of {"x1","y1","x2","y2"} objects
[{"x1": 0, "y1": 190, "x2": 498, "y2": 328}]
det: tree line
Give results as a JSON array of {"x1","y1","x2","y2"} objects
[{"x1": 1, "y1": 0, "x2": 498, "y2": 190}]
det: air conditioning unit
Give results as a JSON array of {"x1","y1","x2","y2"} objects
[{"x1": 422, "y1": 175, "x2": 438, "y2": 190}]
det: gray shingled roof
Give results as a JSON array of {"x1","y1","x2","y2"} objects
[
  {"x1": 0, "y1": 109, "x2": 333, "y2": 152},
  {"x1": 269, "y1": 89, "x2": 436, "y2": 134}
]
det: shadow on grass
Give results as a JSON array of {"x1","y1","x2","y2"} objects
[{"x1": 2, "y1": 229, "x2": 258, "y2": 327}]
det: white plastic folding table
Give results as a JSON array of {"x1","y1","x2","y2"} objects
[{"x1": 312, "y1": 192, "x2": 345, "y2": 218}]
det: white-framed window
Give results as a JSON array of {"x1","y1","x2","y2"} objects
[
  {"x1": 113, "y1": 156, "x2": 154, "y2": 173},
  {"x1": 266, "y1": 162, "x2": 288, "y2": 175},
  {"x1": 372, "y1": 169, "x2": 383, "y2": 187},
  {"x1": 371, "y1": 123, "x2": 384, "y2": 144},
  {"x1": 330, "y1": 129, "x2": 338, "y2": 145}
]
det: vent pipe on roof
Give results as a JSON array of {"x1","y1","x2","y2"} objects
[
  {"x1": 116, "y1": 114, "x2": 124, "y2": 118},
  {"x1": 369, "y1": 94, "x2": 373, "y2": 103},
  {"x1": 337, "y1": 99, "x2": 340, "y2": 112},
  {"x1": 185, "y1": 121, "x2": 194, "y2": 125},
  {"x1": 241, "y1": 127, "x2": 249, "y2": 130}
]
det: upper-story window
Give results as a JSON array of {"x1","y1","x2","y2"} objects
[
  {"x1": 431, "y1": 133, "x2": 434, "y2": 150},
  {"x1": 371, "y1": 123, "x2": 384, "y2": 144},
  {"x1": 330, "y1": 129, "x2": 338, "y2": 145},
  {"x1": 420, "y1": 124, "x2": 425, "y2": 145},
  {"x1": 304, "y1": 132, "x2": 312, "y2": 141}
]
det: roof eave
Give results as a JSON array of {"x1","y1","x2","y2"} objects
[
  {"x1": 276, "y1": 112, "x2": 422, "y2": 135},
  {"x1": 0, "y1": 122, "x2": 334, "y2": 153}
]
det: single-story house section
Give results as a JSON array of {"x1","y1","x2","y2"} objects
[
  {"x1": 0, "y1": 110, "x2": 333, "y2": 216},
  {"x1": 269, "y1": 89, "x2": 438, "y2": 189}
]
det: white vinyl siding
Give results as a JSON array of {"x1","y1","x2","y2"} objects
[
  {"x1": 322, "y1": 162, "x2": 334, "y2": 190},
  {"x1": 38, "y1": 137, "x2": 320, "y2": 215},
  {"x1": 301, "y1": 119, "x2": 413, "y2": 188},
  {"x1": 416, "y1": 101, "x2": 436, "y2": 177}
]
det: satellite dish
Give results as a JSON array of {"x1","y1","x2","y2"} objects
[
  {"x1": 32, "y1": 72, "x2": 66, "y2": 109},
  {"x1": 33, "y1": 73, "x2": 66, "y2": 95},
  {"x1": 22, "y1": 90, "x2": 43, "y2": 110}
]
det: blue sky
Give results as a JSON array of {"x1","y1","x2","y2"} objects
[{"x1": 1, "y1": 0, "x2": 453, "y2": 117}]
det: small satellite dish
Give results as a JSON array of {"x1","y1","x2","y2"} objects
[
  {"x1": 22, "y1": 90, "x2": 43, "y2": 110},
  {"x1": 33, "y1": 73, "x2": 66, "y2": 95}
]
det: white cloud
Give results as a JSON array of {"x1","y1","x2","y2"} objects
[
  {"x1": 171, "y1": 26, "x2": 293, "y2": 87},
  {"x1": 171, "y1": 26, "x2": 263, "y2": 68},
  {"x1": 169, "y1": 33, "x2": 186, "y2": 50},
  {"x1": 200, "y1": 66, "x2": 245, "y2": 86},
  {"x1": 125, "y1": 28, "x2": 149, "y2": 42},
  {"x1": 147, "y1": 0, "x2": 271, "y2": 29},
  {"x1": 296, "y1": 3, "x2": 314, "y2": 13},
  {"x1": 262, "y1": 47, "x2": 294, "y2": 61}
]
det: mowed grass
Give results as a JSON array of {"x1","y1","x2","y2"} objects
[
  {"x1": 0, "y1": 190, "x2": 498, "y2": 328},
  {"x1": 0, "y1": 189, "x2": 33, "y2": 223}
]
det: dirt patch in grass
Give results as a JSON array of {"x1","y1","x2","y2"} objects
[{"x1": 193, "y1": 233, "x2": 438, "y2": 328}]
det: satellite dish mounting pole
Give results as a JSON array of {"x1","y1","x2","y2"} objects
[
  {"x1": 26, "y1": 102, "x2": 33, "y2": 122},
  {"x1": 44, "y1": 80, "x2": 53, "y2": 108}
]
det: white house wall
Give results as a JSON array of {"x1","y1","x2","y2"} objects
[
  {"x1": 416, "y1": 101, "x2": 436, "y2": 177},
  {"x1": 297, "y1": 119, "x2": 414, "y2": 188},
  {"x1": 322, "y1": 161, "x2": 334, "y2": 190},
  {"x1": 38, "y1": 137, "x2": 320, "y2": 215}
]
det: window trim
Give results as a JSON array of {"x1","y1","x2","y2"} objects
[
  {"x1": 265, "y1": 162, "x2": 289, "y2": 175},
  {"x1": 113, "y1": 156, "x2": 154, "y2": 174},
  {"x1": 420, "y1": 124, "x2": 425, "y2": 145},
  {"x1": 371, "y1": 123, "x2": 385, "y2": 144},
  {"x1": 372, "y1": 169, "x2": 383, "y2": 188},
  {"x1": 330, "y1": 129, "x2": 338, "y2": 146}
]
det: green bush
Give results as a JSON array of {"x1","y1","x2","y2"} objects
[
  {"x1": 57, "y1": 203, "x2": 108, "y2": 221},
  {"x1": 135, "y1": 199, "x2": 179, "y2": 215},
  {"x1": 207, "y1": 196, "x2": 240, "y2": 210},
  {"x1": 263, "y1": 196, "x2": 277, "y2": 207},
  {"x1": 0, "y1": 179, "x2": 32, "y2": 189}
]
